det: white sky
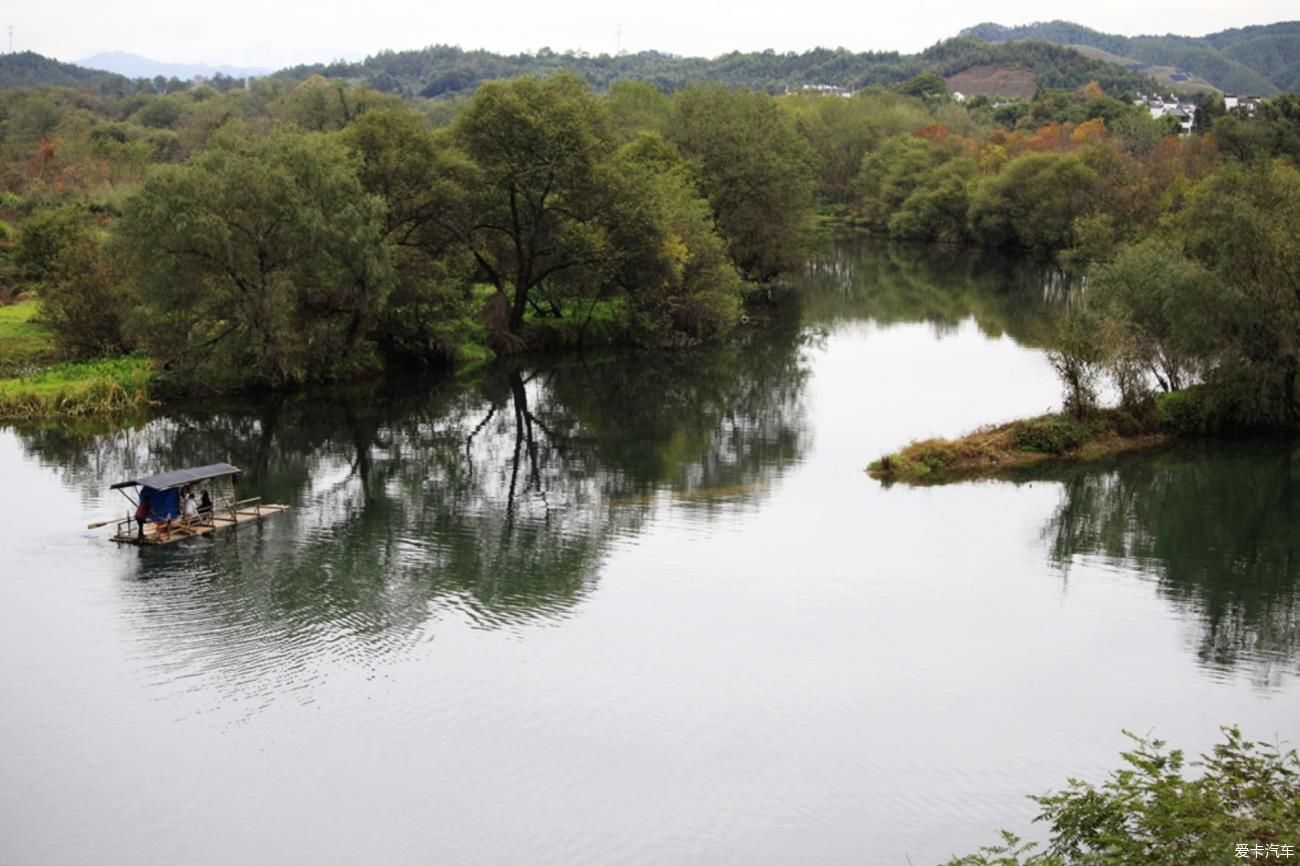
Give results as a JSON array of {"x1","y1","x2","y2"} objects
[{"x1": 11, "y1": 0, "x2": 1298, "y2": 71}]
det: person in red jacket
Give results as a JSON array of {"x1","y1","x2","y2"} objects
[{"x1": 134, "y1": 493, "x2": 150, "y2": 541}]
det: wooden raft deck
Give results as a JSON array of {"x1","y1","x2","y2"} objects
[{"x1": 111, "y1": 500, "x2": 289, "y2": 545}]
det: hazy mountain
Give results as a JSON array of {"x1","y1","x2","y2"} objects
[
  {"x1": 961, "y1": 20, "x2": 1300, "y2": 95},
  {"x1": 76, "y1": 51, "x2": 271, "y2": 80}
]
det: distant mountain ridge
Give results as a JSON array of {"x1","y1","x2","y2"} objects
[
  {"x1": 0, "y1": 40, "x2": 1158, "y2": 100},
  {"x1": 961, "y1": 20, "x2": 1300, "y2": 94},
  {"x1": 276, "y1": 39, "x2": 1157, "y2": 99},
  {"x1": 6, "y1": 24, "x2": 1290, "y2": 100},
  {"x1": 76, "y1": 51, "x2": 270, "y2": 80},
  {"x1": 0, "y1": 51, "x2": 130, "y2": 92}
]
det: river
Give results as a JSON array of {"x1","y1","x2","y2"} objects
[{"x1": 2, "y1": 237, "x2": 1297, "y2": 865}]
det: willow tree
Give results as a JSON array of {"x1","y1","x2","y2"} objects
[
  {"x1": 449, "y1": 74, "x2": 622, "y2": 335},
  {"x1": 669, "y1": 85, "x2": 817, "y2": 282},
  {"x1": 119, "y1": 126, "x2": 393, "y2": 385},
  {"x1": 609, "y1": 133, "x2": 744, "y2": 346},
  {"x1": 341, "y1": 106, "x2": 477, "y2": 364},
  {"x1": 1178, "y1": 160, "x2": 1300, "y2": 425}
]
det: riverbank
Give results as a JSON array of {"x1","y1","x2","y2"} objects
[
  {"x1": 0, "y1": 298, "x2": 156, "y2": 421},
  {"x1": 0, "y1": 292, "x2": 777, "y2": 423},
  {"x1": 867, "y1": 409, "x2": 1178, "y2": 484},
  {"x1": 0, "y1": 356, "x2": 154, "y2": 420},
  {"x1": 0, "y1": 299, "x2": 55, "y2": 377}
]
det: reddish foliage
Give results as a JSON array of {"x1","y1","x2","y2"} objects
[
  {"x1": 912, "y1": 123, "x2": 951, "y2": 146},
  {"x1": 25, "y1": 138, "x2": 58, "y2": 183},
  {"x1": 1027, "y1": 122, "x2": 1072, "y2": 152}
]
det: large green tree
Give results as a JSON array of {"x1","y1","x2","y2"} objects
[
  {"x1": 118, "y1": 126, "x2": 393, "y2": 385},
  {"x1": 1178, "y1": 159, "x2": 1300, "y2": 424},
  {"x1": 669, "y1": 85, "x2": 816, "y2": 282},
  {"x1": 449, "y1": 74, "x2": 622, "y2": 335},
  {"x1": 967, "y1": 152, "x2": 1100, "y2": 251},
  {"x1": 854, "y1": 134, "x2": 949, "y2": 229},
  {"x1": 610, "y1": 133, "x2": 744, "y2": 346},
  {"x1": 1088, "y1": 238, "x2": 1218, "y2": 395},
  {"x1": 341, "y1": 106, "x2": 477, "y2": 363}
]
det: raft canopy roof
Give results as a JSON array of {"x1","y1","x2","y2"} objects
[{"x1": 110, "y1": 463, "x2": 241, "y2": 491}]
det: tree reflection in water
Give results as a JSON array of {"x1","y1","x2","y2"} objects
[
  {"x1": 1039, "y1": 440, "x2": 1300, "y2": 688},
  {"x1": 12, "y1": 315, "x2": 812, "y2": 694},
  {"x1": 799, "y1": 235, "x2": 1073, "y2": 344}
]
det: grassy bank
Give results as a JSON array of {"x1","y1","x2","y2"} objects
[
  {"x1": 0, "y1": 299, "x2": 56, "y2": 376},
  {"x1": 0, "y1": 291, "x2": 616, "y2": 423},
  {"x1": 867, "y1": 410, "x2": 1176, "y2": 484},
  {"x1": 0, "y1": 299, "x2": 156, "y2": 421},
  {"x1": 0, "y1": 356, "x2": 154, "y2": 420}
]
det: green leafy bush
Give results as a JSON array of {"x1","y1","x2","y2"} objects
[
  {"x1": 947, "y1": 727, "x2": 1300, "y2": 866},
  {"x1": 1012, "y1": 416, "x2": 1091, "y2": 454},
  {"x1": 1155, "y1": 386, "x2": 1223, "y2": 434}
]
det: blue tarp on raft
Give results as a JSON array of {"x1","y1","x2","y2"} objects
[{"x1": 140, "y1": 487, "x2": 180, "y2": 521}]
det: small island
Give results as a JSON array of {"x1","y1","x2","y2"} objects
[{"x1": 868, "y1": 408, "x2": 1176, "y2": 483}]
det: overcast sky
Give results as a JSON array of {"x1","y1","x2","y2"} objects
[{"x1": 10, "y1": 0, "x2": 1298, "y2": 71}]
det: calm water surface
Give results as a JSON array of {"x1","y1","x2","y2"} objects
[{"x1": 2, "y1": 238, "x2": 1298, "y2": 865}]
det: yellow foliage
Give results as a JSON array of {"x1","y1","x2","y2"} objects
[
  {"x1": 662, "y1": 232, "x2": 690, "y2": 283},
  {"x1": 1071, "y1": 118, "x2": 1109, "y2": 145},
  {"x1": 979, "y1": 143, "x2": 1009, "y2": 174}
]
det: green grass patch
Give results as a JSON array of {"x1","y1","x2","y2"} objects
[
  {"x1": 0, "y1": 299, "x2": 57, "y2": 376},
  {"x1": 0, "y1": 356, "x2": 154, "y2": 420},
  {"x1": 519, "y1": 298, "x2": 629, "y2": 351},
  {"x1": 455, "y1": 327, "x2": 495, "y2": 374}
]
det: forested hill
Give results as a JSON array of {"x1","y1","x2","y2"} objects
[
  {"x1": 0, "y1": 37, "x2": 1160, "y2": 100},
  {"x1": 276, "y1": 38, "x2": 1155, "y2": 98},
  {"x1": 0, "y1": 52, "x2": 131, "y2": 93},
  {"x1": 962, "y1": 20, "x2": 1300, "y2": 95}
]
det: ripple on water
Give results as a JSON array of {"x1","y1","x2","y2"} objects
[{"x1": 115, "y1": 494, "x2": 611, "y2": 715}]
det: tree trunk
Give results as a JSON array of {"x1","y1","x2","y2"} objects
[{"x1": 509, "y1": 278, "x2": 529, "y2": 333}]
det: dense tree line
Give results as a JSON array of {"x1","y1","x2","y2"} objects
[
  {"x1": 0, "y1": 73, "x2": 815, "y2": 388},
  {"x1": 1, "y1": 63, "x2": 1297, "y2": 427},
  {"x1": 800, "y1": 78, "x2": 1298, "y2": 428}
]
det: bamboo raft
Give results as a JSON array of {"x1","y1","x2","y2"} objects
[
  {"x1": 109, "y1": 498, "x2": 290, "y2": 545},
  {"x1": 96, "y1": 462, "x2": 289, "y2": 546}
]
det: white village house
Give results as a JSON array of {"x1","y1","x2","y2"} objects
[{"x1": 1134, "y1": 93, "x2": 1198, "y2": 133}]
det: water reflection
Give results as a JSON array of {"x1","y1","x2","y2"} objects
[
  {"x1": 5, "y1": 235, "x2": 1080, "y2": 703},
  {"x1": 1039, "y1": 440, "x2": 1300, "y2": 687},
  {"x1": 7, "y1": 235, "x2": 1299, "y2": 866},
  {"x1": 12, "y1": 318, "x2": 812, "y2": 698},
  {"x1": 800, "y1": 235, "x2": 1071, "y2": 344}
]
